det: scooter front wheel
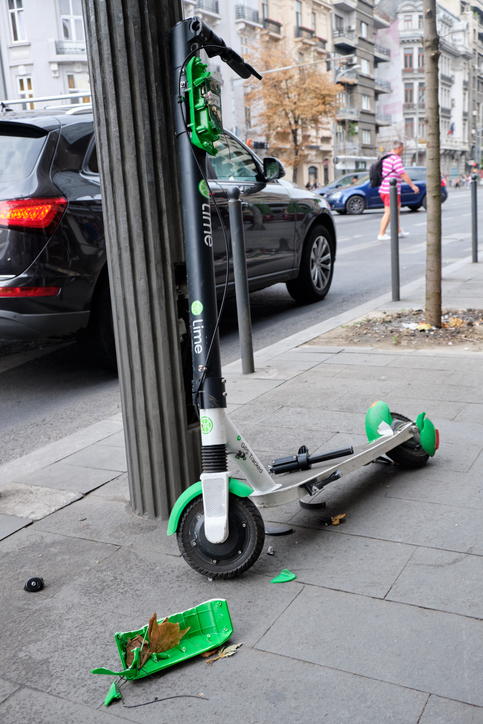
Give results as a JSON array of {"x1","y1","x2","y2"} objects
[
  {"x1": 177, "y1": 494, "x2": 265, "y2": 579},
  {"x1": 386, "y1": 412, "x2": 430, "y2": 468}
]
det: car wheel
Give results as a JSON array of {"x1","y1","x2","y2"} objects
[
  {"x1": 422, "y1": 195, "x2": 427, "y2": 210},
  {"x1": 336, "y1": 209, "x2": 347, "y2": 215},
  {"x1": 408, "y1": 204, "x2": 421, "y2": 211},
  {"x1": 76, "y1": 274, "x2": 117, "y2": 373},
  {"x1": 286, "y1": 227, "x2": 334, "y2": 303},
  {"x1": 346, "y1": 195, "x2": 366, "y2": 215}
]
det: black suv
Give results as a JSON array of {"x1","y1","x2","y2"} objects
[{"x1": 0, "y1": 110, "x2": 336, "y2": 370}]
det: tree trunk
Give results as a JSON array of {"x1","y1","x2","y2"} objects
[
  {"x1": 423, "y1": 0, "x2": 442, "y2": 326},
  {"x1": 83, "y1": 0, "x2": 201, "y2": 519}
]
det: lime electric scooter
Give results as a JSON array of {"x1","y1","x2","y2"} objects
[{"x1": 167, "y1": 16, "x2": 439, "y2": 579}]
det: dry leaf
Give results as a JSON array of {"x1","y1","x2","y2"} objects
[
  {"x1": 126, "y1": 634, "x2": 150, "y2": 668},
  {"x1": 206, "y1": 642, "x2": 245, "y2": 665},
  {"x1": 417, "y1": 323, "x2": 432, "y2": 331},
  {"x1": 201, "y1": 649, "x2": 219, "y2": 658},
  {"x1": 331, "y1": 514, "x2": 347, "y2": 525},
  {"x1": 148, "y1": 614, "x2": 190, "y2": 654},
  {"x1": 449, "y1": 317, "x2": 465, "y2": 328}
]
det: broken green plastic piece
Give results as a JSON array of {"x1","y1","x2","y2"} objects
[
  {"x1": 92, "y1": 599, "x2": 233, "y2": 681},
  {"x1": 104, "y1": 682, "x2": 121, "y2": 707},
  {"x1": 365, "y1": 400, "x2": 393, "y2": 442},
  {"x1": 186, "y1": 57, "x2": 223, "y2": 156},
  {"x1": 271, "y1": 569, "x2": 297, "y2": 583},
  {"x1": 416, "y1": 412, "x2": 437, "y2": 456}
]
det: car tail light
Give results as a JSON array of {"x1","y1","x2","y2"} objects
[
  {"x1": 0, "y1": 197, "x2": 67, "y2": 233},
  {"x1": 0, "y1": 286, "x2": 60, "y2": 297}
]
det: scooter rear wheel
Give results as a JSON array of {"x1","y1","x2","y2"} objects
[
  {"x1": 177, "y1": 494, "x2": 265, "y2": 579},
  {"x1": 386, "y1": 412, "x2": 429, "y2": 468}
]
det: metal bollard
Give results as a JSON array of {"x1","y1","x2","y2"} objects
[
  {"x1": 390, "y1": 177, "x2": 400, "y2": 301},
  {"x1": 227, "y1": 186, "x2": 255, "y2": 374},
  {"x1": 471, "y1": 173, "x2": 478, "y2": 263}
]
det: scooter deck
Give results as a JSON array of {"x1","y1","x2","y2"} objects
[{"x1": 250, "y1": 422, "x2": 414, "y2": 507}]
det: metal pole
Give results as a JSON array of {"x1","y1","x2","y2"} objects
[
  {"x1": 227, "y1": 187, "x2": 255, "y2": 374},
  {"x1": 83, "y1": 0, "x2": 200, "y2": 520},
  {"x1": 472, "y1": 173, "x2": 478, "y2": 263},
  {"x1": 390, "y1": 177, "x2": 400, "y2": 300}
]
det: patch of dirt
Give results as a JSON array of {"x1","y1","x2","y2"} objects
[{"x1": 306, "y1": 309, "x2": 483, "y2": 351}]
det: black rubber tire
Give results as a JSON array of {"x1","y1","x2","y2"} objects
[
  {"x1": 408, "y1": 205, "x2": 421, "y2": 212},
  {"x1": 386, "y1": 412, "x2": 429, "y2": 469},
  {"x1": 76, "y1": 276, "x2": 117, "y2": 373},
  {"x1": 422, "y1": 195, "x2": 427, "y2": 210},
  {"x1": 286, "y1": 226, "x2": 335, "y2": 303},
  {"x1": 177, "y1": 494, "x2": 265, "y2": 579},
  {"x1": 346, "y1": 195, "x2": 366, "y2": 215},
  {"x1": 336, "y1": 209, "x2": 347, "y2": 215}
]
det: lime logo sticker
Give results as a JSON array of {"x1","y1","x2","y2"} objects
[
  {"x1": 191, "y1": 301, "x2": 203, "y2": 315},
  {"x1": 199, "y1": 180, "x2": 210, "y2": 198},
  {"x1": 200, "y1": 416, "x2": 213, "y2": 435},
  {"x1": 237, "y1": 435, "x2": 241, "y2": 441}
]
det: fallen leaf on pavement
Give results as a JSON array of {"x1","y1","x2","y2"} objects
[
  {"x1": 331, "y1": 514, "x2": 347, "y2": 525},
  {"x1": 206, "y1": 642, "x2": 245, "y2": 665}
]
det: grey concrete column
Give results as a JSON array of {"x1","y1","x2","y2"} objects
[{"x1": 83, "y1": 0, "x2": 200, "y2": 519}]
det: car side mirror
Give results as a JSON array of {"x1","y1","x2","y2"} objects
[{"x1": 263, "y1": 156, "x2": 285, "y2": 181}]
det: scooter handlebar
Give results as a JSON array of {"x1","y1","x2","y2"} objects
[{"x1": 188, "y1": 16, "x2": 262, "y2": 81}]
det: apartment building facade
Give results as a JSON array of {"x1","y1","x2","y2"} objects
[
  {"x1": 375, "y1": 0, "x2": 472, "y2": 177},
  {"x1": 0, "y1": 0, "x2": 90, "y2": 106}
]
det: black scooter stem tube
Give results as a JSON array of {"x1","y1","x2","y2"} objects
[{"x1": 171, "y1": 19, "x2": 226, "y2": 412}]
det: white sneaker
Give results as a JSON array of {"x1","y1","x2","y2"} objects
[
  {"x1": 377, "y1": 233, "x2": 390, "y2": 241},
  {"x1": 399, "y1": 230, "x2": 410, "y2": 237}
]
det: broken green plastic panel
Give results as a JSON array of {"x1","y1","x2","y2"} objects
[
  {"x1": 365, "y1": 400, "x2": 393, "y2": 442},
  {"x1": 271, "y1": 569, "x2": 297, "y2": 583},
  {"x1": 186, "y1": 57, "x2": 223, "y2": 156},
  {"x1": 416, "y1": 412, "x2": 437, "y2": 456},
  {"x1": 91, "y1": 598, "x2": 233, "y2": 681},
  {"x1": 104, "y1": 682, "x2": 121, "y2": 707},
  {"x1": 167, "y1": 478, "x2": 253, "y2": 536}
]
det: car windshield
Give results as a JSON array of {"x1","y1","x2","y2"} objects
[{"x1": 0, "y1": 126, "x2": 47, "y2": 183}]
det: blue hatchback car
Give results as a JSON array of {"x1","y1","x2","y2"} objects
[{"x1": 325, "y1": 167, "x2": 448, "y2": 215}]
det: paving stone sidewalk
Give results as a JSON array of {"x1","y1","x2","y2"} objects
[{"x1": 1, "y1": 256, "x2": 483, "y2": 723}]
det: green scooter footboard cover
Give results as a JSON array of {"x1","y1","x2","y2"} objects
[
  {"x1": 365, "y1": 400, "x2": 393, "y2": 442},
  {"x1": 416, "y1": 412, "x2": 437, "y2": 456},
  {"x1": 92, "y1": 598, "x2": 233, "y2": 681}
]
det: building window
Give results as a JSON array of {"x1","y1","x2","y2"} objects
[
  {"x1": 245, "y1": 105, "x2": 251, "y2": 129},
  {"x1": 362, "y1": 129, "x2": 371, "y2": 144},
  {"x1": 418, "y1": 47, "x2": 424, "y2": 69},
  {"x1": 418, "y1": 14, "x2": 423, "y2": 29},
  {"x1": 8, "y1": 0, "x2": 26, "y2": 42},
  {"x1": 361, "y1": 21, "x2": 368, "y2": 39},
  {"x1": 17, "y1": 75, "x2": 33, "y2": 109},
  {"x1": 60, "y1": 0, "x2": 85, "y2": 44},
  {"x1": 67, "y1": 72, "x2": 90, "y2": 103},
  {"x1": 360, "y1": 58, "x2": 370, "y2": 75},
  {"x1": 418, "y1": 82, "x2": 425, "y2": 104},
  {"x1": 335, "y1": 15, "x2": 343, "y2": 31},
  {"x1": 405, "y1": 83, "x2": 413, "y2": 103},
  {"x1": 404, "y1": 49, "x2": 413, "y2": 70},
  {"x1": 361, "y1": 94, "x2": 370, "y2": 110},
  {"x1": 262, "y1": 0, "x2": 268, "y2": 20},
  {"x1": 404, "y1": 15, "x2": 412, "y2": 30},
  {"x1": 418, "y1": 119, "x2": 426, "y2": 139},
  {"x1": 241, "y1": 35, "x2": 249, "y2": 56},
  {"x1": 405, "y1": 117, "x2": 414, "y2": 138},
  {"x1": 311, "y1": 12, "x2": 316, "y2": 32},
  {"x1": 295, "y1": 0, "x2": 302, "y2": 27}
]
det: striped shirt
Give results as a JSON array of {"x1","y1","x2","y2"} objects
[{"x1": 379, "y1": 154, "x2": 405, "y2": 194}]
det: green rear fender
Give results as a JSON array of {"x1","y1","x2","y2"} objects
[
  {"x1": 167, "y1": 478, "x2": 254, "y2": 536},
  {"x1": 365, "y1": 400, "x2": 393, "y2": 442}
]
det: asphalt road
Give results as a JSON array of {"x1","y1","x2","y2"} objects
[{"x1": 0, "y1": 187, "x2": 480, "y2": 465}]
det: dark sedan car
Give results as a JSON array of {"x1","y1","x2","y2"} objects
[
  {"x1": 325, "y1": 167, "x2": 448, "y2": 215},
  {"x1": 0, "y1": 110, "x2": 336, "y2": 370}
]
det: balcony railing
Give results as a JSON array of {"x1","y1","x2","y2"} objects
[
  {"x1": 295, "y1": 26, "x2": 315, "y2": 40},
  {"x1": 337, "y1": 70, "x2": 359, "y2": 83},
  {"x1": 440, "y1": 73, "x2": 454, "y2": 84},
  {"x1": 235, "y1": 4, "x2": 260, "y2": 23},
  {"x1": 440, "y1": 106, "x2": 452, "y2": 116},
  {"x1": 196, "y1": 0, "x2": 219, "y2": 14},
  {"x1": 375, "y1": 113, "x2": 391, "y2": 124},
  {"x1": 463, "y1": 79, "x2": 469, "y2": 89},
  {"x1": 463, "y1": 110, "x2": 469, "y2": 118},
  {"x1": 336, "y1": 106, "x2": 360, "y2": 120},
  {"x1": 55, "y1": 40, "x2": 86, "y2": 55},
  {"x1": 335, "y1": 142, "x2": 360, "y2": 154},
  {"x1": 375, "y1": 78, "x2": 392, "y2": 92},
  {"x1": 314, "y1": 37, "x2": 327, "y2": 50},
  {"x1": 333, "y1": 29, "x2": 357, "y2": 44},
  {"x1": 263, "y1": 18, "x2": 282, "y2": 35},
  {"x1": 374, "y1": 43, "x2": 391, "y2": 57}
]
